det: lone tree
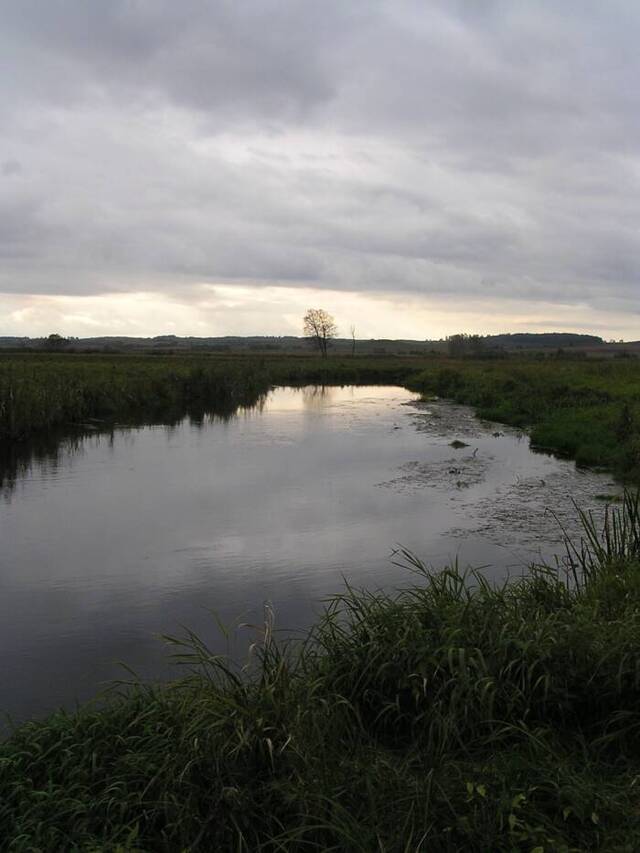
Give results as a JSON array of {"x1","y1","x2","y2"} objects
[
  {"x1": 303, "y1": 308, "x2": 337, "y2": 358},
  {"x1": 43, "y1": 333, "x2": 68, "y2": 351},
  {"x1": 446, "y1": 333, "x2": 486, "y2": 357}
]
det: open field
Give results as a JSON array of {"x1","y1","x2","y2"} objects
[
  {"x1": 2, "y1": 351, "x2": 640, "y2": 480},
  {"x1": 2, "y1": 494, "x2": 640, "y2": 850}
]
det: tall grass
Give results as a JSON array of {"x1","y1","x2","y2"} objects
[
  {"x1": 0, "y1": 353, "x2": 430, "y2": 443},
  {"x1": 3, "y1": 352, "x2": 640, "y2": 482},
  {"x1": 562, "y1": 490, "x2": 640, "y2": 586},
  {"x1": 0, "y1": 354, "x2": 273, "y2": 441},
  {"x1": 2, "y1": 495, "x2": 640, "y2": 850}
]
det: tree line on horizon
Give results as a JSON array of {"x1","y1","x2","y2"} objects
[{"x1": 0, "y1": 320, "x2": 619, "y2": 356}]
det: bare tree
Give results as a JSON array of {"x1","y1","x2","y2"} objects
[
  {"x1": 350, "y1": 324, "x2": 356, "y2": 358},
  {"x1": 303, "y1": 308, "x2": 337, "y2": 358}
]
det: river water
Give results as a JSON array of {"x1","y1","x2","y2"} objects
[{"x1": 1, "y1": 386, "x2": 620, "y2": 724}]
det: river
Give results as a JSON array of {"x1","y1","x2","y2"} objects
[{"x1": 1, "y1": 385, "x2": 620, "y2": 724}]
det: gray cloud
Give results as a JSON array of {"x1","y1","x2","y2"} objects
[
  {"x1": 1, "y1": 0, "x2": 639, "y2": 328},
  {"x1": 1, "y1": 160, "x2": 22, "y2": 176}
]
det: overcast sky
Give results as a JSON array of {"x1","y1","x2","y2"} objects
[{"x1": 1, "y1": 0, "x2": 639, "y2": 339}]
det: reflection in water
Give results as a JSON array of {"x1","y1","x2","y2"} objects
[
  {"x1": 1, "y1": 430, "x2": 95, "y2": 500},
  {"x1": 301, "y1": 385, "x2": 333, "y2": 410},
  {"x1": 0, "y1": 396, "x2": 268, "y2": 499},
  {"x1": 0, "y1": 386, "x2": 621, "y2": 725}
]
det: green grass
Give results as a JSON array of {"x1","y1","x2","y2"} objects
[
  {"x1": 2, "y1": 494, "x2": 640, "y2": 850},
  {"x1": 407, "y1": 358, "x2": 640, "y2": 480}
]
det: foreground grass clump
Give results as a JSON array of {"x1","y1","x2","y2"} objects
[{"x1": 3, "y1": 497, "x2": 640, "y2": 850}]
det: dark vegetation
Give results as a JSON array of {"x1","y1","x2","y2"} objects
[
  {"x1": 0, "y1": 353, "x2": 425, "y2": 442},
  {"x1": 0, "y1": 330, "x2": 616, "y2": 355},
  {"x1": 2, "y1": 495, "x2": 640, "y2": 850},
  {"x1": 0, "y1": 353, "x2": 428, "y2": 494},
  {"x1": 2, "y1": 351, "x2": 640, "y2": 480},
  {"x1": 0, "y1": 353, "x2": 271, "y2": 442}
]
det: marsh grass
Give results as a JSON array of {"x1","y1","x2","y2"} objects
[
  {"x1": 0, "y1": 354, "x2": 274, "y2": 441},
  {"x1": 408, "y1": 358, "x2": 640, "y2": 480},
  {"x1": 3, "y1": 495, "x2": 640, "y2": 850},
  {"x1": 0, "y1": 353, "x2": 428, "y2": 444},
  {"x1": 3, "y1": 352, "x2": 640, "y2": 484}
]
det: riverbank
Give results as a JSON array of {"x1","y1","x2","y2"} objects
[
  {"x1": 407, "y1": 358, "x2": 640, "y2": 481},
  {"x1": 0, "y1": 352, "x2": 427, "y2": 442},
  {"x1": 2, "y1": 353, "x2": 639, "y2": 482},
  {"x1": 2, "y1": 493, "x2": 640, "y2": 850}
]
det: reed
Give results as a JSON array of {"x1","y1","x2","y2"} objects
[{"x1": 0, "y1": 353, "x2": 429, "y2": 443}]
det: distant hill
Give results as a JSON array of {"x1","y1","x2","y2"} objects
[
  {"x1": 0, "y1": 331, "x2": 625, "y2": 354},
  {"x1": 486, "y1": 333, "x2": 604, "y2": 349},
  {"x1": 0, "y1": 334, "x2": 435, "y2": 353}
]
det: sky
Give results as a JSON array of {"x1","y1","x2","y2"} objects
[{"x1": 1, "y1": 0, "x2": 639, "y2": 340}]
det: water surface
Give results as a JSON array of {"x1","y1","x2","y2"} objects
[{"x1": 1, "y1": 386, "x2": 619, "y2": 723}]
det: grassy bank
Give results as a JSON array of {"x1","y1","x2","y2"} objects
[
  {"x1": 2, "y1": 352, "x2": 640, "y2": 480},
  {"x1": 2, "y1": 495, "x2": 640, "y2": 850},
  {"x1": 408, "y1": 358, "x2": 640, "y2": 480},
  {"x1": 0, "y1": 352, "x2": 430, "y2": 442},
  {"x1": 0, "y1": 353, "x2": 274, "y2": 441}
]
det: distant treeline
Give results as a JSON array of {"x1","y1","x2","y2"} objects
[
  {"x1": 446, "y1": 331, "x2": 607, "y2": 356},
  {"x1": 0, "y1": 331, "x2": 625, "y2": 356}
]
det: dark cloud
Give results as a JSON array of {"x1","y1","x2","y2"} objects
[
  {"x1": 0, "y1": 0, "x2": 354, "y2": 120},
  {"x1": 0, "y1": 0, "x2": 639, "y2": 327}
]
